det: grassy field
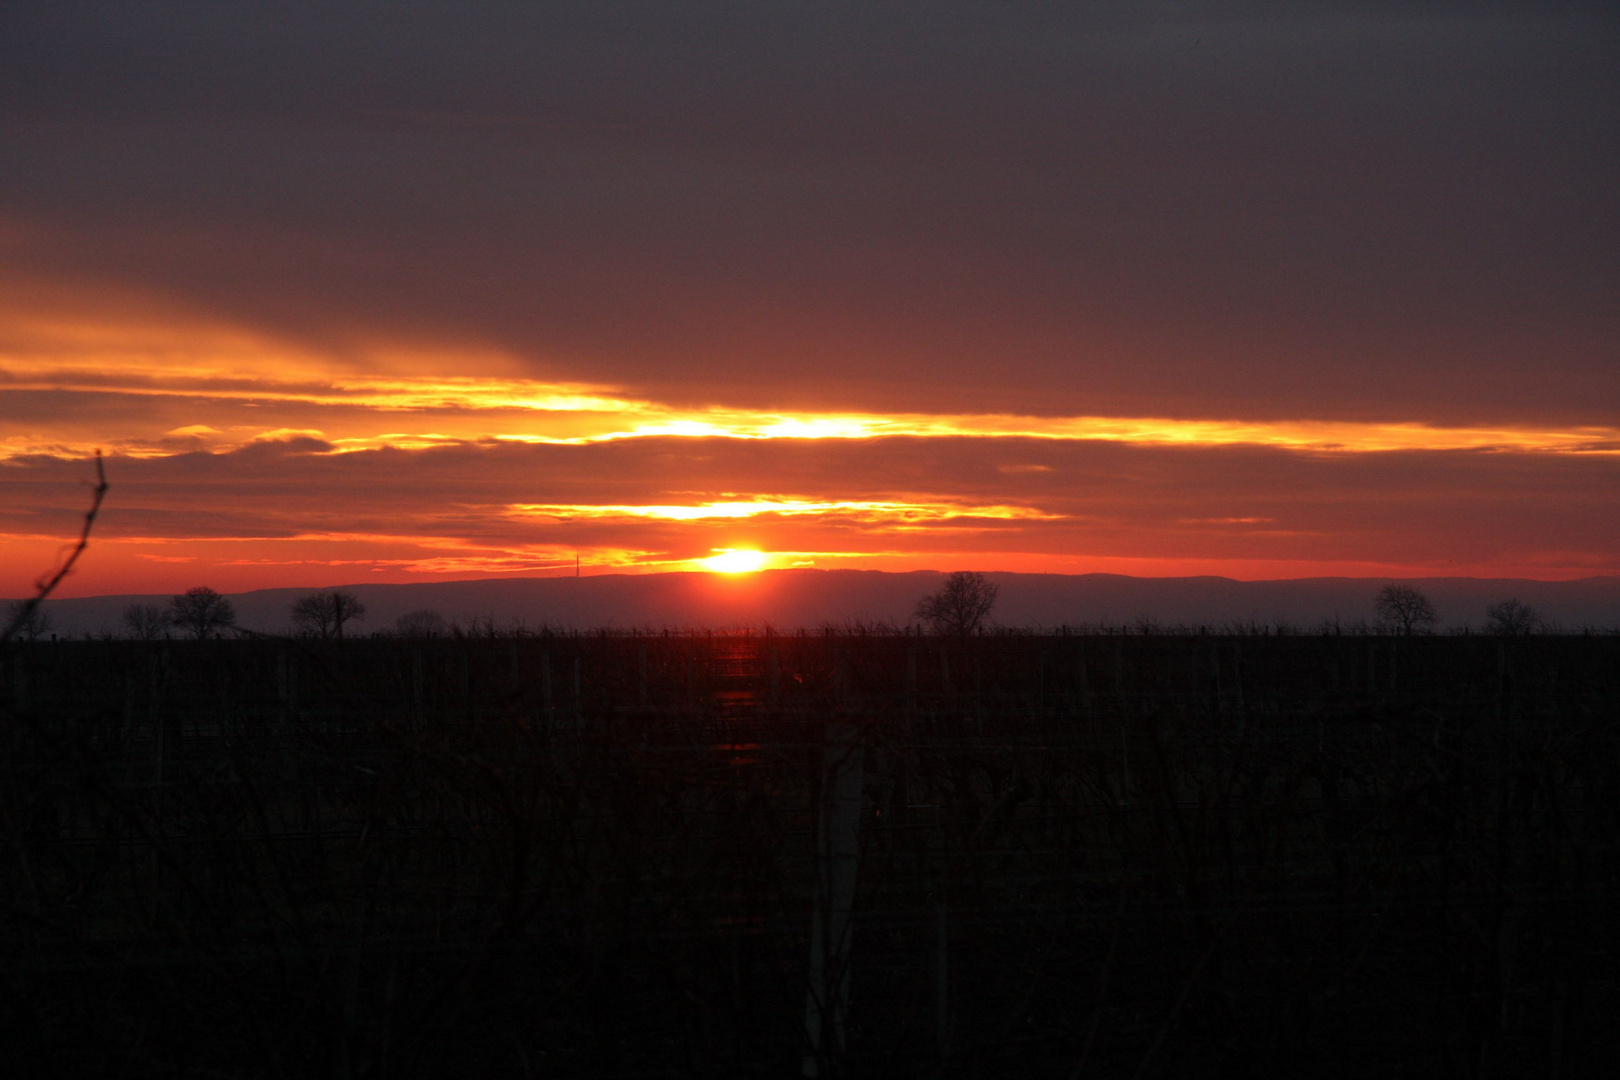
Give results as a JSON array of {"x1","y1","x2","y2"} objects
[{"x1": 3, "y1": 629, "x2": 1618, "y2": 1077}]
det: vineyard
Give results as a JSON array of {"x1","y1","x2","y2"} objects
[{"x1": 3, "y1": 629, "x2": 1619, "y2": 1077}]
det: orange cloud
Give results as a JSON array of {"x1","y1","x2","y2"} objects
[
  {"x1": 7, "y1": 357, "x2": 1618, "y2": 463},
  {"x1": 5, "y1": 309, "x2": 1618, "y2": 596},
  {"x1": 4, "y1": 429, "x2": 1615, "y2": 598}
]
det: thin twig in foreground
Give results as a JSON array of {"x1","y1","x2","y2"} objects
[{"x1": 2, "y1": 450, "x2": 109, "y2": 644}]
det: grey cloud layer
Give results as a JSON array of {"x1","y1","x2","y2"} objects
[{"x1": 3, "y1": 2, "x2": 1616, "y2": 421}]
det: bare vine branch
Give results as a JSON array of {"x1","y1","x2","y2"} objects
[{"x1": 2, "y1": 451, "x2": 109, "y2": 645}]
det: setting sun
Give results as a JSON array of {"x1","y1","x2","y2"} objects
[{"x1": 702, "y1": 549, "x2": 768, "y2": 574}]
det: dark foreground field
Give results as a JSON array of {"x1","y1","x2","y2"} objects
[{"x1": 3, "y1": 630, "x2": 1619, "y2": 1078}]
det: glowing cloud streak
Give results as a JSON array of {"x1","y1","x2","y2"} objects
[
  {"x1": 573, "y1": 412, "x2": 1620, "y2": 454},
  {"x1": 5, "y1": 361, "x2": 1618, "y2": 459},
  {"x1": 507, "y1": 499, "x2": 1063, "y2": 523}
]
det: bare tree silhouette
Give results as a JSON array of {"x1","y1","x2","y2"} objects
[
  {"x1": 170, "y1": 586, "x2": 236, "y2": 639},
  {"x1": 395, "y1": 609, "x2": 447, "y2": 637},
  {"x1": 914, "y1": 571, "x2": 999, "y2": 636},
  {"x1": 290, "y1": 590, "x2": 367, "y2": 640},
  {"x1": 121, "y1": 603, "x2": 169, "y2": 640},
  {"x1": 289, "y1": 593, "x2": 335, "y2": 638},
  {"x1": 1485, "y1": 597, "x2": 1541, "y2": 636},
  {"x1": 1373, "y1": 584, "x2": 1438, "y2": 635},
  {"x1": 3, "y1": 600, "x2": 54, "y2": 641}
]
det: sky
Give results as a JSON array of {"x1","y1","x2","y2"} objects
[{"x1": 2, "y1": 2, "x2": 1617, "y2": 597}]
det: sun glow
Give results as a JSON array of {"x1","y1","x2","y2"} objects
[{"x1": 702, "y1": 549, "x2": 768, "y2": 573}]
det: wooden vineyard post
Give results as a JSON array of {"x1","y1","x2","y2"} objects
[
  {"x1": 149, "y1": 647, "x2": 168, "y2": 921},
  {"x1": 1075, "y1": 643, "x2": 1090, "y2": 716},
  {"x1": 573, "y1": 654, "x2": 583, "y2": 730},
  {"x1": 460, "y1": 649, "x2": 471, "y2": 723},
  {"x1": 7, "y1": 652, "x2": 24, "y2": 712},
  {"x1": 287, "y1": 650, "x2": 298, "y2": 723},
  {"x1": 935, "y1": 895, "x2": 950, "y2": 1062},
  {"x1": 803, "y1": 722, "x2": 865, "y2": 1078},
  {"x1": 769, "y1": 643, "x2": 781, "y2": 708},
  {"x1": 541, "y1": 650, "x2": 553, "y2": 728},
  {"x1": 410, "y1": 649, "x2": 423, "y2": 729},
  {"x1": 275, "y1": 650, "x2": 288, "y2": 725},
  {"x1": 973, "y1": 649, "x2": 982, "y2": 734},
  {"x1": 1497, "y1": 640, "x2": 1513, "y2": 781},
  {"x1": 121, "y1": 668, "x2": 135, "y2": 742},
  {"x1": 1114, "y1": 642, "x2": 1128, "y2": 807},
  {"x1": 150, "y1": 648, "x2": 167, "y2": 784},
  {"x1": 1232, "y1": 643, "x2": 1247, "y2": 736},
  {"x1": 906, "y1": 642, "x2": 917, "y2": 728}
]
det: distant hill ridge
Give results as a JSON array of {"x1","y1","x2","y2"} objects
[{"x1": 20, "y1": 570, "x2": 1620, "y2": 636}]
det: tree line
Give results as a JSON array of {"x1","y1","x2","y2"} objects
[
  {"x1": 114, "y1": 587, "x2": 370, "y2": 640},
  {"x1": 1371, "y1": 583, "x2": 1543, "y2": 636},
  {"x1": 110, "y1": 588, "x2": 446, "y2": 640},
  {"x1": 909, "y1": 573, "x2": 1549, "y2": 637},
  {"x1": 0, "y1": 578, "x2": 1564, "y2": 641}
]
